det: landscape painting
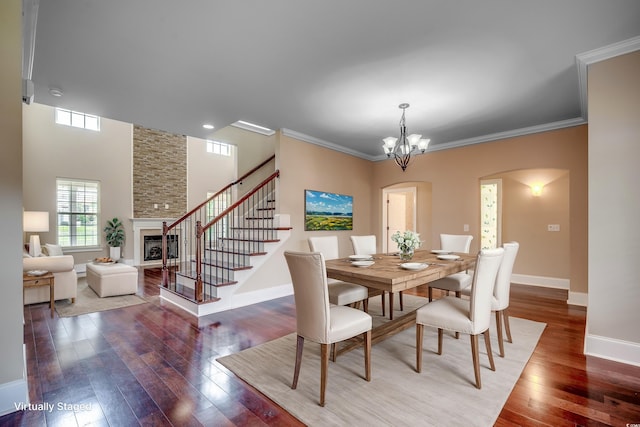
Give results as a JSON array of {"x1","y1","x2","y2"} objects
[{"x1": 304, "y1": 190, "x2": 353, "y2": 230}]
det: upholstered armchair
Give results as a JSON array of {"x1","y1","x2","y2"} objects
[{"x1": 23, "y1": 249, "x2": 77, "y2": 304}]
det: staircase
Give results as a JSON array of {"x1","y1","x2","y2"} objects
[{"x1": 159, "y1": 156, "x2": 291, "y2": 316}]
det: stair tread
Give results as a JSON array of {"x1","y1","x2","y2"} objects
[{"x1": 176, "y1": 270, "x2": 239, "y2": 287}]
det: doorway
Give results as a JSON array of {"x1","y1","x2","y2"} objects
[{"x1": 382, "y1": 187, "x2": 416, "y2": 252}]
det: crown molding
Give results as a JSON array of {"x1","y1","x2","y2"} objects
[
  {"x1": 284, "y1": 117, "x2": 586, "y2": 162},
  {"x1": 280, "y1": 128, "x2": 379, "y2": 161},
  {"x1": 283, "y1": 36, "x2": 640, "y2": 162},
  {"x1": 576, "y1": 35, "x2": 640, "y2": 121}
]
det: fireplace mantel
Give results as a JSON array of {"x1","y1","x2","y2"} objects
[{"x1": 131, "y1": 218, "x2": 175, "y2": 266}]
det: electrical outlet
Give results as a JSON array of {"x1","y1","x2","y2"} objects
[
  {"x1": 463, "y1": 224, "x2": 469, "y2": 232},
  {"x1": 547, "y1": 224, "x2": 560, "y2": 232}
]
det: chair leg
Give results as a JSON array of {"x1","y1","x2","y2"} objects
[
  {"x1": 331, "y1": 343, "x2": 337, "y2": 362},
  {"x1": 292, "y1": 335, "x2": 304, "y2": 389},
  {"x1": 364, "y1": 330, "x2": 371, "y2": 381},
  {"x1": 470, "y1": 334, "x2": 481, "y2": 389},
  {"x1": 437, "y1": 328, "x2": 444, "y2": 355},
  {"x1": 381, "y1": 293, "x2": 386, "y2": 317},
  {"x1": 495, "y1": 311, "x2": 505, "y2": 357},
  {"x1": 503, "y1": 308, "x2": 513, "y2": 343},
  {"x1": 320, "y1": 343, "x2": 329, "y2": 407},
  {"x1": 363, "y1": 298, "x2": 369, "y2": 313},
  {"x1": 399, "y1": 291, "x2": 404, "y2": 311},
  {"x1": 416, "y1": 324, "x2": 424, "y2": 372},
  {"x1": 428, "y1": 286, "x2": 433, "y2": 302},
  {"x1": 483, "y1": 329, "x2": 496, "y2": 371}
]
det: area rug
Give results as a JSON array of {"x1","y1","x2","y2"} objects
[
  {"x1": 55, "y1": 278, "x2": 147, "y2": 317},
  {"x1": 217, "y1": 295, "x2": 545, "y2": 426}
]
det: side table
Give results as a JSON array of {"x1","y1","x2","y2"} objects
[{"x1": 23, "y1": 271, "x2": 55, "y2": 318}]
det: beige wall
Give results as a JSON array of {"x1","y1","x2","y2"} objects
[
  {"x1": 587, "y1": 51, "x2": 640, "y2": 350},
  {"x1": 23, "y1": 103, "x2": 133, "y2": 263},
  {"x1": 186, "y1": 136, "x2": 236, "y2": 210},
  {"x1": 22, "y1": 104, "x2": 237, "y2": 265},
  {"x1": 277, "y1": 132, "x2": 374, "y2": 257},
  {"x1": 488, "y1": 168, "x2": 570, "y2": 278},
  {"x1": 0, "y1": 0, "x2": 27, "y2": 410},
  {"x1": 371, "y1": 125, "x2": 588, "y2": 294}
]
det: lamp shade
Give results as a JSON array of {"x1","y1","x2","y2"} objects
[{"x1": 24, "y1": 211, "x2": 50, "y2": 232}]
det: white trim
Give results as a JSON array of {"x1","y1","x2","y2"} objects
[
  {"x1": 160, "y1": 284, "x2": 293, "y2": 317},
  {"x1": 0, "y1": 345, "x2": 29, "y2": 417},
  {"x1": 281, "y1": 128, "x2": 378, "y2": 161},
  {"x1": 584, "y1": 334, "x2": 640, "y2": 368},
  {"x1": 576, "y1": 35, "x2": 640, "y2": 120},
  {"x1": 568, "y1": 291, "x2": 588, "y2": 307},
  {"x1": 511, "y1": 273, "x2": 569, "y2": 290},
  {"x1": 283, "y1": 118, "x2": 585, "y2": 162},
  {"x1": 381, "y1": 186, "x2": 417, "y2": 253}
]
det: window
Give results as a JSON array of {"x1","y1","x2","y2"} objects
[
  {"x1": 55, "y1": 108, "x2": 101, "y2": 131},
  {"x1": 206, "y1": 140, "x2": 232, "y2": 156},
  {"x1": 480, "y1": 179, "x2": 502, "y2": 249},
  {"x1": 56, "y1": 179, "x2": 100, "y2": 248}
]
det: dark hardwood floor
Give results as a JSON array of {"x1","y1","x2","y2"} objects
[{"x1": 3, "y1": 267, "x2": 639, "y2": 426}]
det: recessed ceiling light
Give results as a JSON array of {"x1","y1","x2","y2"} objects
[
  {"x1": 231, "y1": 120, "x2": 275, "y2": 136},
  {"x1": 202, "y1": 124, "x2": 214, "y2": 130}
]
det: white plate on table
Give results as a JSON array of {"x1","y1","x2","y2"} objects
[
  {"x1": 26, "y1": 270, "x2": 48, "y2": 276},
  {"x1": 437, "y1": 254, "x2": 460, "y2": 260},
  {"x1": 352, "y1": 260, "x2": 375, "y2": 268},
  {"x1": 431, "y1": 249, "x2": 452, "y2": 254},
  {"x1": 400, "y1": 262, "x2": 429, "y2": 270},
  {"x1": 349, "y1": 255, "x2": 373, "y2": 261}
]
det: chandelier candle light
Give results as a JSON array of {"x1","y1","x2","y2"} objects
[
  {"x1": 391, "y1": 230, "x2": 422, "y2": 261},
  {"x1": 382, "y1": 103, "x2": 430, "y2": 171}
]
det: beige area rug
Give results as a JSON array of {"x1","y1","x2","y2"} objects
[
  {"x1": 217, "y1": 295, "x2": 545, "y2": 426},
  {"x1": 55, "y1": 278, "x2": 147, "y2": 317}
]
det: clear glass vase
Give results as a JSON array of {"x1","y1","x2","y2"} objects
[{"x1": 399, "y1": 247, "x2": 414, "y2": 261}]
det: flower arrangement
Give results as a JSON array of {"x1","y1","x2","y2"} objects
[{"x1": 391, "y1": 230, "x2": 422, "y2": 260}]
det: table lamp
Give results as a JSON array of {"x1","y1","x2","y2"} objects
[{"x1": 24, "y1": 211, "x2": 49, "y2": 257}]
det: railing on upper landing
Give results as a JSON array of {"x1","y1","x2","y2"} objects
[{"x1": 160, "y1": 155, "x2": 278, "y2": 303}]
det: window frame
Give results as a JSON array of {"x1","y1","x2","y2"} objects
[
  {"x1": 55, "y1": 107, "x2": 101, "y2": 131},
  {"x1": 56, "y1": 178, "x2": 101, "y2": 250}
]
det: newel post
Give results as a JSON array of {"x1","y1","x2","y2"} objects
[
  {"x1": 195, "y1": 220, "x2": 204, "y2": 302},
  {"x1": 161, "y1": 221, "x2": 168, "y2": 287}
]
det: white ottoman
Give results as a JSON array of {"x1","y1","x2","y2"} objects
[{"x1": 86, "y1": 262, "x2": 138, "y2": 297}]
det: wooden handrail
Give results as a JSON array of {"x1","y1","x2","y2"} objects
[
  {"x1": 166, "y1": 155, "x2": 275, "y2": 231},
  {"x1": 202, "y1": 170, "x2": 280, "y2": 232}
]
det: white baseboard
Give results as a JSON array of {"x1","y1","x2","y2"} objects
[
  {"x1": 0, "y1": 345, "x2": 29, "y2": 417},
  {"x1": 584, "y1": 334, "x2": 640, "y2": 367},
  {"x1": 568, "y1": 291, "x2": 588, "y2": 307},
  {"x1": 511, "y1": 273, "x2": 569, "y2": 289}
]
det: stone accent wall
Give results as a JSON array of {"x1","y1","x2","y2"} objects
[{"x1": 133, "y1": 125, "x2": 187, "y2": 218}]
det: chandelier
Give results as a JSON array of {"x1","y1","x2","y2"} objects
[{"x1": 382, "y1": 103, "x2": 430, "y2": 171}]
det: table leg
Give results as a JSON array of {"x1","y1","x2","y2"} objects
[{"x1": 49, "y1": 282, "x2": 54, "y2": 318}]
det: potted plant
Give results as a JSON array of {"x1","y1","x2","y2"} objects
[{"x1": 104, "y1": 217, "x2": 125, "y2": 260}]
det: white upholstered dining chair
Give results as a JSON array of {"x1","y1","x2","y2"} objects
[
  {"x1": 308, "y1": 236, "x2": 370, "y2": 312},
  {"x1": 416, "y1": 247, "x2": 504, "y2": 389},
  {"x1": 427, "y1": 234, "x2": 474, "y2": 301},
  {"x1": 284, "y1": 251, "x2": 372, "y2": 406},
  {"x1": 461, "y1": 241, "x2": 519, "y2": 357},
  {"x1": 349, "y1": 235, "x2": 392, "y2": 316}
]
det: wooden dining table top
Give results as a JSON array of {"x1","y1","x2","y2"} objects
[{"x1": 325, "y1": 249, "x2": 476, "y2": 293}]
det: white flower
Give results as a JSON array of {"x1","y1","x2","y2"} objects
[{"x1": 391, "y1": 230, "x2": 421, "y2": 252}]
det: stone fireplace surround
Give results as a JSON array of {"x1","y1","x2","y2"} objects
[{"x1": 131, "y1": 218, "x2": 175, "y2": 266}]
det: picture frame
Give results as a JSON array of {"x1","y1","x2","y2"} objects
[{"x1": 304, "y1": 189, "x2": 353, "y2": 230}]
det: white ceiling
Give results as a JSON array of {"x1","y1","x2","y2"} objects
[{"x1": 27, "y1": 0, "x2": 640, "y2": 159}]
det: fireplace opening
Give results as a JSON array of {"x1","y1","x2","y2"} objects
[{"x1": 144, "y1": 235, "x2": 178, "y2": 261}]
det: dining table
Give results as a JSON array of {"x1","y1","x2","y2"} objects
[{"x1": 325, "y1": 249, "x2": 476, "y2": 355}]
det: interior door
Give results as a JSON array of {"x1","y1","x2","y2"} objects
[{"x1": 382, "y1": 187, "x2": 416, "y2": 252}]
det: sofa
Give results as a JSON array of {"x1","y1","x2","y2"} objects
[{"x1": 23, "y1": 254, "x2": 77, "y2": 304}]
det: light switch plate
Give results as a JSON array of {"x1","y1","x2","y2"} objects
[{"x1": 548, "y1": 224, "x2": 560, "y2": 231}]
